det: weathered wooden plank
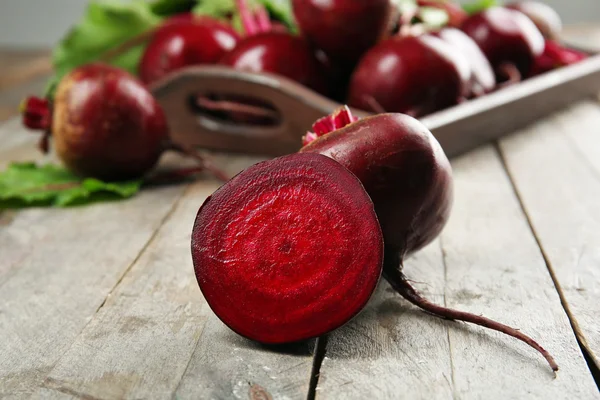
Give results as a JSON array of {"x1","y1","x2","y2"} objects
[
  {"x1": 29, "y1": 154, "x2": 314, "y2": 400},
  {"x1": 32, "y1": 181, "x2": 219, "y2": 400},
  {"x1": 499, "y1": 101, "x2": 600, "y2": 369},
  {"x1": 0, "y1": 53, "x2": 51, "y2": 91},
  {"x1": 0, "y1": 126, "x2": 192, "y2": 399},
  {"x1": 315, "y1": 243, "x2": 454, "y2": 400},
  {"x1": 439, "y1": 146, "x2": 597, "y2": 398},
  {"x1": 317, "y1": 146, "x2": 599, "y2": 399}
]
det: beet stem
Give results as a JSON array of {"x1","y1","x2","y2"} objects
[
  {"x1": 99, "y1": 29, "x2": 155, "y2": 63},
  {"x1": 236, "y1": 0, "x2": 272, "y2": 36},
  {"x1": 384, "y1": 266, "x2": 559, "y2": 373},
  {"x1": 496, "y1": 63, "x2": 522, "y2": 88},
  {"x1": 167, "y1": 141, "x2": 230, "y2": 182}
]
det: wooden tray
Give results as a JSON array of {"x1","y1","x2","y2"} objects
[{"x1": 151, "y1": 53, "x2": 600, "y2": 159}]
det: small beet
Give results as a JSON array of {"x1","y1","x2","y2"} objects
[
  {"x1": 506, "y1": 1, "x2": 562, "y2": 40},
  {"x1": 461, "y1": 7, "x2": 545, "y2": 81},
  {"x1": 221, "y1": 32, "x2": 329, "y2": 94},
  {"x1": 292, "y1": 0, "x2": 391, "y2": 65},
  {"x1": 347, "y1": 35, "x2": 471, "y2": 116},
  {"x1": 301, "y1": 107, "x2": 558, "y2": 372},
  {"x1": 139, "y1": 17, "x2": 240, "y2": 84},
  {"x1": 22, "y1": 63, "x2": 227, "y2": 182},
  {"x1": 219, "y1": 0, "x2": 328, "y2": 95},
  {"x1": 191, "y1": 152, "x2": 384, "y2": 343},
  {"x1": 433, "y1": 27, "x2": 495, "y2": 97}
]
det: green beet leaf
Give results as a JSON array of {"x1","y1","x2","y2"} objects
[
  {"x1": 0, "y1": 162, "x2": 142, "y2": 208},
  {"x1": 462, "y1": 0, "x2": 498, "y2": 15},
  {"x1": 46, "y1": 0, "x2": 164, "y2": 98}
]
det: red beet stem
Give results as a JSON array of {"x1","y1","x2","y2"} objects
[
  {"x1": 236, "y1": 0, "x2": 272, "y2": 36},
  {"x1": 99, "y1": 29, "x2": 155, "y2": 63},
  {"x1": 496, "y1": 63, "x2": 522, "y2": 88},
  {"x1": 21, "y1": 96, "x2": 52, "y2": 154},
  {"x1": 384, "y1": 265, "x2": 559, "y2": 372},
  {"x1": 302, "y1": 106, "x2": 359, "y2": 146},
  {"x1": 166, "y1": 141, "x2": 230, "y2": 182}
]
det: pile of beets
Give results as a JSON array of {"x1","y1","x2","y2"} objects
[
  {"x1": 139, "y1": 0, "x2": 585, "y2": 117},
  {"x1": 20, "y1": 1, "x2": 581, "y2": 373}
]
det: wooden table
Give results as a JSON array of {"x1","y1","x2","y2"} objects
[{"x1": 1, "y1": 45, "x2": 600, "y2": 400}]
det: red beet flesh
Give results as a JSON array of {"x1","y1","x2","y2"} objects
[
  {"x1": 220, "y1": 32, "x2": 328, "y2": 94},
  {"x1": 301, "y1": 109, "x2": 558, "y2": 372},
  {"x1": 292, "y1": 0, "x2": 391, "y2": 65},
  {"x1": 139, "y1": 18, "x2": 240, "y2": 84},
  {"x1": 53, "y1": 63, "x2": 169, "y2": 180},
  {"x1": 191, "y1": 153, "x2": 384, "y2": 343},
  {"x1": 348, "y1": 35, "x2": 471, "y2": 116},
  {"x1": 461, "y1": 7, "x2": 545, "y2": 81}
]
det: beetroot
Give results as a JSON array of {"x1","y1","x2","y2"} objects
[
  {"x1": 139, "y1": 17, "x2": 240, "y2": 84},
  {"x1": 191, "y1": 152, "x2": 384, "y2": 343},
  {"x1": 219, "y1": 0, "x2": 328, "y2": 95},
  {"x1": 433, "y1": 28, "x2": 495, "y2": 97},
  {"x1": 300, "y1": 107, "x2": 558, "y2": 371},
  {"x1": 506, "y1": 1, "x2": 562, "y2": 40},
  {"x1": 347, "y1": 35, "x2": 471, "y2": 117},
  {"x1": 292, "y1": 0, "x2": 391, "y2": 65},
  {"x1": 461, "y1": 7, "x2": 545, "y2": 82},
  {"x1": 220, "y1": 32, "x2": 328, "y2": 94},
  {"x1": 22, "y1": 63, "x2": 226, "y2": 182}
]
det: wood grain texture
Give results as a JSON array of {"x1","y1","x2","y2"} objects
[
  {"x1": 316, "y1": 146, "x2": 599, "y2": 399},
  {"x1": 0, "y1": 122, "x2": 192, "y2": 398},
  {"x1": 315, "y1": 243, "x2": 454, "y2": 400},
  {"x1": 499, "y1": 101, "x2": 600, "y2": 369},
  {"x1": 33, "y1": 182, "x2": 219, "y2": 400},
  {"x1": 29, "y1": 154, "x2": 313, "y2": 400}
]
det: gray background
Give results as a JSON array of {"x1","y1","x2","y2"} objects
[{"x1": 0, "y1": 0, "x2": 598, "y2": 48}]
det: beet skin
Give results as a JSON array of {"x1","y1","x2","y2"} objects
[
  {"x1": 302, "y1": 112, "x2": 453, "y2": 259},
  {"x1": 53, "y1": 63, "x2": 169, "y2": 181}
]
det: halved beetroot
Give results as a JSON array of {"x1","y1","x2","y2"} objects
[{"x1": 191, "y1": 153, "x2": 384, "y2": 344}]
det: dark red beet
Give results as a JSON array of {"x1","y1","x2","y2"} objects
[
  {"x1": 433, "y1": 28, "x2": 495, "y2": 97},
  {"x1": 220, "y1": 32, "x2": 328, "y2": 94},
  {"x1": 217, "y1": 0, "x2": 328, "y2": 95},
  {"x1": 22, "y1": 63, "x2": 227, "y2": 182},
  {"x1": 292, "y1": 0, "x2": 391, "y2": 65},
  {"x1": 191, "y1": 152, "x2": 384, "y2": 343},
  {"x1": 506, "y1": 1, "x2": 562, "y2": 40},
  {"x1": 302, "y1": 110, "x2": 453, "y2": 257},
  {"x1": 139, "y1": 18, "x2": 239, "y2": 84},
  {"x1": 301, "y1": 108, "x2": 558, "y2": 372},
  {"x1": 347, "y1": 35, "x2": 471, "y2": 117},
  {"x1": 461, "y1": 7, "x2": 545, "y2": 81}
]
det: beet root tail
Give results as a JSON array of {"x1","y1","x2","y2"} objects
[
  {"x1": 166, "y1": 141, "x2": 230, "y2": 183},
  {"x1": 384, "y1": 266, "x2": 559, "y2": 373}
]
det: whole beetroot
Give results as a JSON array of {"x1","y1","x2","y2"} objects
[
  {"x1": 292, "y1": 0, "x2": 391, "y2": 65},
  {"x1": 461, "y1": 7, "x2": 545, "y2": 81},
  {"x1": 300, "y1": 107, "x2": 558, "y2": 372},
  {"x1": 139, "y1": 17, "x2": 240, "y2": 84},
  {"x1": 22, "y1": 63, "x2": 227, "y2": 182},
  {"x1": 348, "y1": 35, "x2": 471, "y2": 117}
]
